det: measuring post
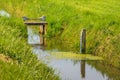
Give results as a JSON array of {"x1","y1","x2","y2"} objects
[{"x1": 80, "y1": 28, "x2": 86, "y2": 53}]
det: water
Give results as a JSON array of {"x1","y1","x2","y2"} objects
[
  {"x1": 27, "y1": 27, "x2": 40, "y2": 44},
  {"x1": 28, "y1": 27, "x2": 120, "y2": 80},
  {"x1": 33, "y1": 45, "x2": 109, "y2": 80}
]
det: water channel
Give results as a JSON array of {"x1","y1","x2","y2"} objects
[{"x1": 27, "y1": 26, "x2": 120, "y2": 80}]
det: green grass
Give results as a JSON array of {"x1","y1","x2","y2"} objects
[
  {"x1": 0, "y1": 17, "x2": 60, "y2": 80},
  {"x1": 0, "y1": 0, "x2": 120, "y2": 71}
]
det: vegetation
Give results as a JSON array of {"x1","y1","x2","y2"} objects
[
  {"x1": 50, "y1": 52, "x2": 103, "y2": 60},
  {"x1": 0, "y1": 1, "x2": 120, "y2": 79},
  {"x1": 0, "y1": 16, "x2": 59, "y2": 79}
]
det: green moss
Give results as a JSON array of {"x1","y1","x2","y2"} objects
[{"x1": 51, "y1": 52, "x2": 103, "y2": 60}]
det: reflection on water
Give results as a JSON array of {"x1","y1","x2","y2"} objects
[
  {"x1": 81, "y1": 61, "x2": 85, "y2": 78},
  {"x1": 28, "y1": 28, "x2": 120, "y2": 80}
]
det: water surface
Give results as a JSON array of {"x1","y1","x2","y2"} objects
[{"x1": 32, "y1": 45, "x2": 111, "y2": 80}]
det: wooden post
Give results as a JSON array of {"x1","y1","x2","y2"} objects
[
  {"x1": 39, "y1": 25, "x2": 43, "y2": 45},
  {"x1": 43, "y1": 24, "x2": 45, "y2": 35},
  {"x1": 42, "y1": 24, "x2": 46, "y2": 46},
  {"x1": 39, "y1": 24, "x2": 46, "y2": 46},
  {"x1": 80, "y1": 28, "x2": 86, "y2": 53}
]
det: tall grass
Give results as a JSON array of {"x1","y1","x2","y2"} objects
[{"x1": 0, "y1": 17, "x2": 60, "y2": 80}]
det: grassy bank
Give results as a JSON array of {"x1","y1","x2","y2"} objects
[
  {"x1": 0, "y1": 0, "x2": 120, "y2": 69},
  {"x1": 0, "y1": 17, "x2": 60, "y2": 79}
]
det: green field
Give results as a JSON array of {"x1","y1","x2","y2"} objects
[{"x1": 0, "y1": 0, "x2": 120, "y2": 79}]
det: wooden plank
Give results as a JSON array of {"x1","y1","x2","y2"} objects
[{"x1": 24, "y1": 22, "x2": 48, "y2": 25}]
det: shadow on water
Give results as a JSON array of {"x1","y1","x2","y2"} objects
[{"x1": 27, "y1": 27, "x2": 120, "y2": 80}]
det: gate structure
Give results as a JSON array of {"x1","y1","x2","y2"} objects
[{"x1": 23, "y1": 16, "x2": 48, "y2": 45}]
